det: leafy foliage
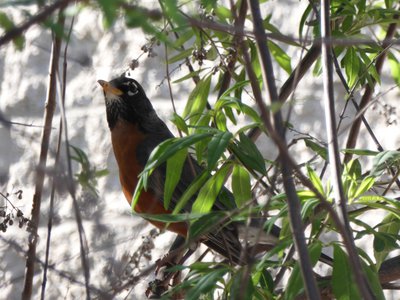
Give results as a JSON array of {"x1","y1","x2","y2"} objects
[{"x1": 1, "y1": 0, "x2": 400, "y2": 298}]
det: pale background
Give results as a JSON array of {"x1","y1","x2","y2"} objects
[{"x1": 0, "y1": 0, "x2": 399, "y2": 299}]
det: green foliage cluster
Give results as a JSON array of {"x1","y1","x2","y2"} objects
[{"x1": 1, "y1": 0, "x2": 400, "y2": 299}]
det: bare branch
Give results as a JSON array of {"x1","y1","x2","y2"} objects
[
  {"x1": 0, "y1": 0, "x2": 76, "y2": 48},
  {"x1": 21, "y1": 13, "x2": 64, "y2": 300},
  {"x1": 320, "y1": 0, "x2": 374, "y2": 298},
  {"x1": 247, "y1": 0, "x2": 320, "y2": 298},
  {"x1": 344, "y1": 7, "x2": 400, "y2": 163}
]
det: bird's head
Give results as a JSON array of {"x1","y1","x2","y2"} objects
[{"x1": 98, "y1": 73, "x2": 154, "y2": 130}]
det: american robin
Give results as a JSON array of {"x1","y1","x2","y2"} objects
[{"x1": 98, "y1": 73, "x2": 277, "y2": 264}]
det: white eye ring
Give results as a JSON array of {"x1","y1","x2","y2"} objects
[{"x1": 127, "y1": 90, "x2": 138, "y2": 96}]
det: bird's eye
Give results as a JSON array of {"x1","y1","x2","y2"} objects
[{"x1": 123, "y1": 81, "x2": 139, "y2": 96}]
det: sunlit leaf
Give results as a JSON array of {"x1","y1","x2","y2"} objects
[
  {"x1": 352, "y1": 176, "x2": 374, "y2": 200},
  {"x1": 170, "y1": 113, "x2": 188, "y2": 134},
  {"x1": 164, "y1": 148, "x2": 187, "y2": 209},
  {"x1": 307, "y1": 166, "x2": 325, "y2": 196},
  {"x1": 168, "y1": 48, "x2": 193, "y2": 64},
  {"x1": 232, "y1": 164, "x2": 252, "y2": 207},
  {"x1": 371, "y1": 150, "x2": 400, "y2": 177},
  {"x1": 304, "y1": 139, "x2": 327, "y2": 160},
  {"x1": 230, "y1": 267, "x2": 255, "y2": 300},
  {"x1": 183, "y1": 75, "x2": 212, "y2": 124},
  {"x1": 192, "y1": 164, "x2": 231, "y2": 213},
  {"x1": 284, "y1": 242, "x2": 321, "y2": 300},
  {"x1": 343, "y1": 47, "x2": 360, "y2": 88},
  {"x1": 341, "y1": 148, "x2": 379, "y2": 156},
  {"x1": 374, "y1": 213, "x2": 400, "y2": 269},
  {"x1": 188, "y1": 211, "x2": 226, "y2": 241},
  {"x1": 268, "y1": 40, "x2": 292, "y2": 74},
  {"x1": 332, "y1": 244, "x2": 361, "y2": 300},
  {"x1": 388, "y1": 53, "x2": 400, "y2": 86},
  {"x1": 207, "y1": 131, "x2": 232, "y2": 169},
  {"x1": 185, "y1": 268, "x2": 228, "y2": 300},
  {"x1": 230, "y1": 133, "x2": 266, "y2": 174}
]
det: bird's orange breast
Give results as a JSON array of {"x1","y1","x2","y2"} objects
[{"x1": 111, "y1": 120, "x2": 187, "y2": 236}]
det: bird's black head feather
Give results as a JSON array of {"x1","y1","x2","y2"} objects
[
  {"x1": 100, "y1": 74, "x2": 171, "y2": 136},
  {"x1": 102, "y1": 74, "x2": 155, "y2": 130}
]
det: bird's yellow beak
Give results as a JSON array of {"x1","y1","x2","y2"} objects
[{"x1": 97, "y1": 80, "x2": 123, "y2": 96}]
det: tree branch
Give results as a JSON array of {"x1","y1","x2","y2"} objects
[
  {"x1": 247, "y1": 0, "x2": 320, "y2": 298},
  {"x1": 320, "y1": 0, "x2": 374, "y2": 298},
  {"x1": 21, "y1": 13, "x2": 64, "y2": 300},
  {"x1": 0, "y1": 0, "x2": 76, "y2": 48},
  {"x1": 344, "y1": 8, "x2": 399, "y2": 163}
]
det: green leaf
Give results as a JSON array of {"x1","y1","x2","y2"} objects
[
  {"x1": 268, "y1": 40, "x2": 292, "y2": 74},
  {"x1": 388, "y1": 53, "x2": 400, "y2": 86},
  {"x1": 94, "y1": 169, "x2": 109, "y2": 178},
  {"x1": 0, "y1": 11, "x2": 14, "y2": 30},
  {"x1": 173, "y1": 30, "x2": 194, "y2": 48},
  {"x1": 313, "y1": 57, "x2": 322, "y2": 76},
  {"x1": 172, "y1": 69, "x2": 204, "y2": 83},
  {"x1": 98, "y1": 0, "x2": 117, "y2": 27},
  {"x1": 162, "y1": 0, "x2": 186, "y2": 28},
  {"x1": 352, "y1": 176, "x2": 374, "y2": 200},
  {"x1": 188, "y1": 212, "x2": 226, "y2": 242},
  {"x1": 214, "y1": 5, "x2": 231, "y2": 20},
  {"x1": 143, "y1": 133, "x2": 213, "y2": 175},
  {"x1": 164, "y1": 148, "x2": 187, "y2": 209},
  {"x1": 192, "y1": 164, "x2": 231, "y2": 213},
  {"x1": 341, "y1": 149, "x2": 379, "y2": 156},
  {"x1": 170, "y1": 113, "x2": 188, "y2": 134},
  {"x1": 307, "y1": 166, "x2": 325, "y2": 196},
  {"x1": 230, "y1": 133, "x2": 266, "y2": 174},
  {"x1": 232, "y1": 165, "x2": 252, "y2": 207},
  {"x1": 0, "y1": 11, "x2": 25, "y2": 50},
  {"x1": 343, "y1": 47, "x2": 360, "y2": 88},
  {"x1": 304, "y1": 139, "x2": 327, "y2": 160},
  {"x1": 185, "y1": 268, "x2": 228, "y2": 300},
  {"x1": 361, "y1": 260, "x2": 385, "y2": 300},
  {"x1": 134, "y1": 212, "x2": 206, "y2": 223},
  {"x1": 132, "y1": 134, "x2": 213, "y2": 209},
  {"x1": 168, "y1": 48, "x2": 193, "y2": 64},
  {"x1": 371, "y1": 150, "x2": 400, "y2": 177},
  {"x1": 207, "y1": 131, "x2": 232, "y2": 169},
  {"x1": 215, "y1": 111, "x2": 227, "y2": 131},
  {"x1": 332, "y1": 244, "x2": 361, "y2": 300},
  {"x1": 299, "y1": 4, "x2": 313, "y2": 37},
  {"x1": 217, "y1": 80, "x2": 250, "y2": 102},
  {"x1": 374, "y1": 213, "x2": 400, "y2": 269},
  {"x1": 172, "y1": 170, "x2": 209, "y2": 214},
  {"x1": 284, "y1": 242, "x2": 321, "y2": 300},
  {"x1": 230, "y1": 267, "x2": 255, "y2": 300},
  {"x1": 183, "y1": 75, "x2": 212, "y2": 124}
]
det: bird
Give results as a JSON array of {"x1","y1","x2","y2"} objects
[{"x1": 98, "y1": 72, "x2": 278, "y2": 265}]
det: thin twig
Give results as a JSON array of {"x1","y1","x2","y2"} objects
[
  {"x1": 247, "y1": 0, "x2": 320, "y2": 298},
  {"x1": 320, "y1": 1, "x2": 374, "y2": 298},
  {"x1": 0, "y1": 0, "x2": 76, "y2": 48},
  {"x1": 0, "y1": 236, "x2": 108, "y2": 297},
  {"x1": 187, "y1": 16, "x2": 400, "y2": 48},
  {"x1": 332, "y1": 47, "x2": 400, "y2": 191},
  {"x1": 216, "y1": 0, "x2": 247, "y2": 99},
  {"x1": 344, "y1": 8, "x2": 399, "y2": 163},
  {"x1": 246, "y1": 43, "x2": 321, "y2": 143},
  {"x1": 158, "y1": 0, "x2": 200, "y2": 86},
  {"x1": 41, "y1": 11, "x2": 75, "y2": 299},
  {"x1": 55, "y1": 32, "x2": 92, "y2": 300},
  {"x1": 21, "y1": 13, "x2": 64, "y2": 300}
]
